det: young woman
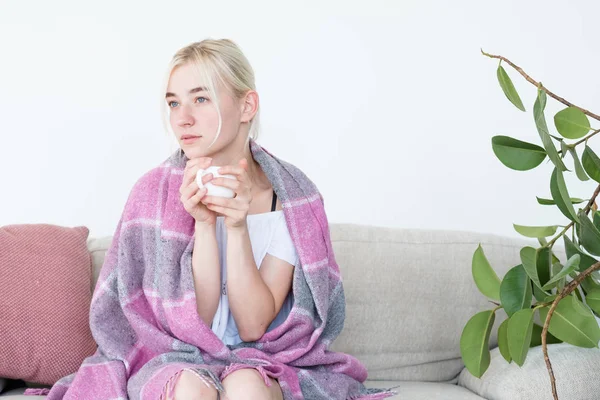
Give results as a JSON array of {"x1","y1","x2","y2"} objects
[
  {"x1": 165, "y1": 38, "x2": 293, "y2": 399},
  {"x1": 39, "y1": 38, "x2": 396, "y2": 400}
]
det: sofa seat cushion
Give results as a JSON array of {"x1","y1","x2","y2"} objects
[
  {"x1": 328, "y1": 224, "x2": 562, "y2": 382},
  {"x1": 0, "y1": 380, "x2": 486, "y2": 399},
  {"x1": 364, "y1": 380, "x2": 485, "y2": 399},
  {"x1": 458, "y1": 343, "x2": 600, "y2": 400}
]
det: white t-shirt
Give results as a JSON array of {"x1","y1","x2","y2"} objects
[{"x1": 210, "y1": 210, "x2": 299, "y2": 345}]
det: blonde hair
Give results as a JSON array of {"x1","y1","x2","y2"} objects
[{"x1": 161, "y1": 38, "x2": 260, "y2": 150}]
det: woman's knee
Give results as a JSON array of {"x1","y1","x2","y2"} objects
[
  {"x1": 170, "y1": 370, "x2": 218, "y2": 400},
  {"x1": 222, "y1": 369, "x2": 282, "y2": 400}
]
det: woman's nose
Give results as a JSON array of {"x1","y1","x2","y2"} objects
[{"x1": 176, "y1": 104, "x2": 195, "y2": 127}]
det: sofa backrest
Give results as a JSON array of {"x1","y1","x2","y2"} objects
[{"x1": 86, "y1": 223, "x2": 564, "y2": 383}]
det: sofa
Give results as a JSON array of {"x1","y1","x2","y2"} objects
[{"x1": 2, "y1": 223, "x2": 600, "y2": 399}]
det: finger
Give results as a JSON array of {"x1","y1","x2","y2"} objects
[
  {"x1": 189, "y1": 187, "x2": 208, "y2": 203},
  {"x1": 200, "y1": 173, "x2": 214, "y2": 186},
  {"x1": 185, "y1": 187, "x2": 207, "y2": 208},
  {"x1": 209, "y1": 176, "x2": 239, "y2": 191},
  {"x1": 182, "y1": 163, "x2": 211, "y2": 189},
  {"x1": 181, "y1": 171, "x2": 197, "y2": 193},
  {"x1": 217, "y1": 165, "x2": 245, "y2": 177},
  {"x1": 181, "y1": 183, "x2": 198, "y2": 200},
  {"x1": 184, "y1": 158, "x2": 212, "y2": 180},
  {"x1": 202, "y1": 195, "x2": 246, "y2": 211},
  {"x1": 185, "y1": 157, "x2": 213, "y2": 170},
  {"x1": 181, "y1": 165, "x2": 200, "y2": 189},
  {"x1": 205, "y1": 203, "x2": 235, "y2": 217}
]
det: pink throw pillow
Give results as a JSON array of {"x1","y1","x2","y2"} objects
[{"x1": 0, "y1": 224, "x2": 97, "y2": 385}]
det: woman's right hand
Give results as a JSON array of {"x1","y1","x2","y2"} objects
[{"x1": 180, "y1": 157, "x2": 217, "y2": 226}]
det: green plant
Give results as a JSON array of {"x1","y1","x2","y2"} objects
[{"x1": 460, "y1": 50, "x2": 600, "y2": 400}]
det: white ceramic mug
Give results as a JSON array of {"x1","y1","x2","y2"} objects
[{"x1": 196, "y1": 166, "x2": 236, "y2": 198}]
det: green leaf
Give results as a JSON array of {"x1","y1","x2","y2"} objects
[
  {"x1": 568, "y1": 148, "x2": 590, "y2": 181},
  {"x1": 472, "y1": 245, "x2": 501, "y2": 301},
  {"x1": 586, "y1": 288, "x2": 600, "y2": 315},
  {"x1": 580, "y1": 275, "x2": 600, "y2": 295},
  {"x1": 498, "y1": 319, "x2": 512, "y2": 363},
  {"x1": 534, "y1": 89, "x2": 568, "y2": 171},
  {"x1": 551, "y1": 261, "x2": 564, "y2": 290},
  {"x1": 542, "y1": 254, "x2": 580, "y2": 290},
  {"x1": 532, "y1": 280, "x2": 549, "y2": 302},
  {"x1": 536, "y1": 247, "x2": 552, "y2": 288},
  {"x1": 554, "y1": 107, "x2": 592, "y2": 139},
  {"x1": 534, "y1": 86, "x2": 547, "y2": 117},
  {"x1": 513, "y1": 224, "x2": 558, "y2": 238},
  {"x1": 594, "y1": 211, "x2": 600, "y2": 232},
  {"x1": 578, "y1": 210, "x2": 600, "y2": 256},
  {"x1": 491, "y1": 136, "x2": 547, "y2": 171},
  {"x1": 530, "y1": 323, "x2": 563, "y2": 347},
  {"x1": 497, "y1": 65, "x2": 526, "y2": 111},
  {"x1": 571, "y1": 294, "x2": 592, "y2": 317},
  {"x1": 551, "y1": 251, "x2": 562, "y2": 266},
  {"x1": 460, "y1": 310, "x2": 496, "y2": 378},
  {"x1": 575, "y1": 285, "x2": 585, "y2": 302},
  {"x1": 520, "y1": 246, "x2": 542, "y2": 288},
  {"x1": 582, "y1": 145, "x2": 600, "y2": 183},
  {"x1": 507, "y1": 308, "x2": 535, "y2": 366},
  {"x1": 564, "y1": 235, "x2": 598, "y2": 271},
  {"x1": 544, "y1": 294, "x2": 559, "y2": 303},
  {"x1": 550, "y1": 167, "x2": 580, "y2": 223},
  {"x1": 500, "y1": 264, "x2": 533, "y2": 316},
  {"x1": 539, "y1": 298, "x2": 600, "y2": 348},
  {"x1": 536, "y1": 196, "x2": 586, "y2": 205},
  {"x1": 560, "y1": 140, "x2": 569, "y2": 159}
]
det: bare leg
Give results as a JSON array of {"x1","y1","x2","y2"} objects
[
  {"x1": 167, "y1": 370, "x2": 220, "y2": 400},
  {"x1": 222, "y1": 369, "x2": 283, "y2": 400}
]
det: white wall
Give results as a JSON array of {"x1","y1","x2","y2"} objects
[{"x1": 1, "y1": 0, "x2": 599, "y2": 239}]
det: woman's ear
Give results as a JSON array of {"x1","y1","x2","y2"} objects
[{"x1": 241, "y1": 90, "x2": 259, "y2": 123}]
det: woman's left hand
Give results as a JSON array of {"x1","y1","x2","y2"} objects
[{"x1": 201, "y1": 158, "x2": 252, "y2": 231}]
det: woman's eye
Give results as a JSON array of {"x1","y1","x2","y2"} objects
[{"x1": 167, "y1": 97, "x2": 206, "y2": 108}]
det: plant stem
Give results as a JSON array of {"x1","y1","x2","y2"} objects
[
  {"x1": 547, "y1": 224, "x2": 573, "y2": 248},
  {"x1": 572, "y1": 128, "x2": 600, "y2": 148},
  {"x1": 481, "y1": 49, "x2": 600, "y2": 122},
  {"x1": 547, "y1": 184, "x2": 600, "y2": 248},
  {"x1": 541, "y1": 261, "x2": 600, "y2": 400},
  {"x1": 557, "y1": 128, "x2": 600, "y2": 156}
]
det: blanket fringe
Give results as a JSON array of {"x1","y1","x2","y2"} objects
[
  {"x1": 222, "y1": 363, "x2": 272, "y2": 387},
  {"x1": 159, "y1": 367, "x2": 226, "y2": 400},
  {"x1": 23, "y1": 388, "x2": 51, "y2": 396},
  {"x1": 348, "y1": 389, "x2": 398, "y2": 400}
]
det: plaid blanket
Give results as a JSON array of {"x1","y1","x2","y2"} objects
[{"x1": 30, "y1": 139, "x2": 396, "y2": 399}]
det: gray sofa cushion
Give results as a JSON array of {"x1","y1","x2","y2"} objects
[
  {"x1": 365, "y1": 381, "x2": 486, "y2": 399},
  {"x1": 458, "y1": 343, "x2": 600, "y2": 399},
  {"x1": 327, "y1": 224, "x2": 565, "y2": 382},
  {"x1": 0, "y1": 380, "x2": 487, "y2": 399}
]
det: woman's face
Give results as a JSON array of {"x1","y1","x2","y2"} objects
[{"x1": 166, "y1": 63, "x2": 243, "y2": 159}]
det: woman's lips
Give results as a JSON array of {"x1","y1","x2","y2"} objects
[{"x1": 182, "y1": 136, "x2": 201, "y2": 144}]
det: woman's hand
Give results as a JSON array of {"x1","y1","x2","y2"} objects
[
  {"x1": 201, "y1": 158, "x2": 253, "y2": 231},
  {"x1": 180, "y1": 157, "x2": 217, "y2": 226}
]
